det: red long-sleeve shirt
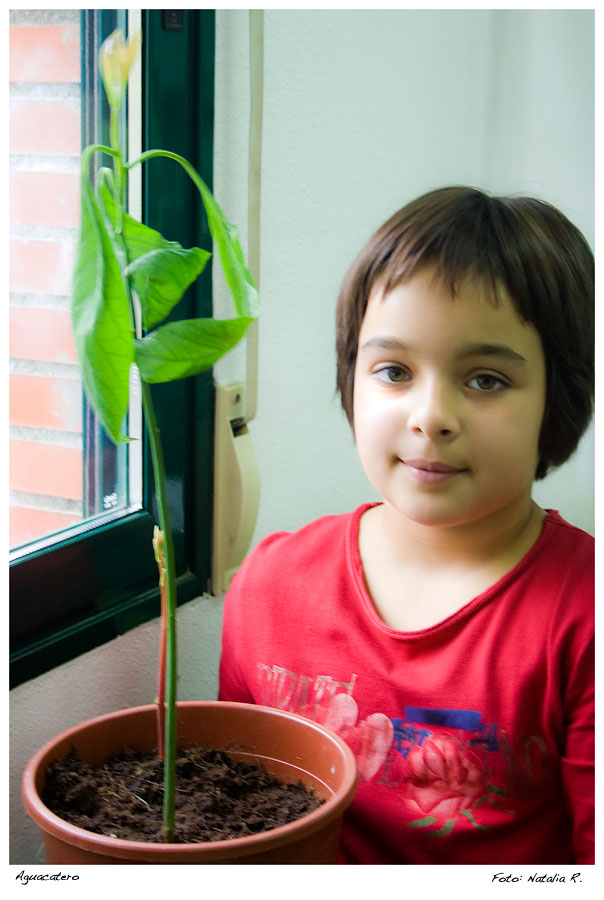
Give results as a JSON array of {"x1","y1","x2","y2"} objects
[{"x1": 219, "y1": 504, "x2": 594, "y2": 864}]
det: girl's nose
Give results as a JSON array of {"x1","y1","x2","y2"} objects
[{"x1": 407, "y1": 379, "x2": 459, "y2": 439}]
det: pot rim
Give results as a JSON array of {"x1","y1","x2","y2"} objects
[{"x1": 22, "y1": 700, "x2": 358, "y2": 861}]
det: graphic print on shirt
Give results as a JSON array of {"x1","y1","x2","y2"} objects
[
  {"x1": 391, "y1": 707, "x2": 514, "y2": 836},
  {"x1": 254, "y1": 662, "x2": 536, "y2": 837}
]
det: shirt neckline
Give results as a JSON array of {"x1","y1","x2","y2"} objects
[{"x1": 347, "y1": 502, "x2": 557, "y2": 637}]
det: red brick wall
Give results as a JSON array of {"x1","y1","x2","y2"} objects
[{"x1": 9, "y1": 10, "x2": 83, "y2": 548}]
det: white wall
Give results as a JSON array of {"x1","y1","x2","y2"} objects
[
  {"x1": 214, "y1": 8, "x2": 594, "y2": 542},
  {"x1": 10, "y1": 9, "x2": 594, "y2": 865}
]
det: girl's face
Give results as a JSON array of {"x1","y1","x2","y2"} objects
[{"x1": 352, "y1": 265, "x2": 547, "y2": 532}]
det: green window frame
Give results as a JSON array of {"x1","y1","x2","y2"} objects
[{"x1": 10, "y1": 9, "x2": 217, "y2": 688}]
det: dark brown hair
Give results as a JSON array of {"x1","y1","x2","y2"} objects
[{"x1": 336, "y1": 186, "x2": 594, "y2": 480}]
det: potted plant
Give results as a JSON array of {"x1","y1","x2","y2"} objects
[{"x1": 21, "y1": 29, "x2": 357, "y2": 865}]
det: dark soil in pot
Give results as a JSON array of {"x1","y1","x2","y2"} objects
[{"x1": 42, "y1": 745, "x2": 325, "y2": 844}]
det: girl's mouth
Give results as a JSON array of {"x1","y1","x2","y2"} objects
[{"x1": 403, "y1": 458, "x2": 467, "y2": 484}]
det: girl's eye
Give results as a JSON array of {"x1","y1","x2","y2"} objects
[
  {"x1": 468, "y1": 373, "x2": 507, "y2": 393},
  {"x1": 374, "y1": 365, "x2": 410, "y2": 384}
]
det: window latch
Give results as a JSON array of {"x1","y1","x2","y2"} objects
[{"x1": 162, "y1": 11, "x2": 184, "y2": 32}]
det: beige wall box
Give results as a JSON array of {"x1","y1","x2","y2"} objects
[{"x1": 212, "y1": 382, "x2": 260, "y2": 595}]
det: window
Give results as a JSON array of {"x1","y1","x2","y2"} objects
[
  {"x1": 9, "y1": 9, "x2": 139, "y2": 554},
  {"x1": 9, "y1": 10, "x2": 89, "y2": 549},
  {"x1": 10, "y1": 9, "x2": 217, "y2": 688}
]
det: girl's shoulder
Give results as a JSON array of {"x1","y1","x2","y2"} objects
[
  {"x1": 240, "y1": 504, "x2": 373, "y2": 575},
  {"x1": 540, "y1": 508, "x2": 594, "y2": 561}
]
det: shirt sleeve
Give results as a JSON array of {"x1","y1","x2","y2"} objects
[{"x1": 561, "y1": 626, "x2": 594, "y2": 864}]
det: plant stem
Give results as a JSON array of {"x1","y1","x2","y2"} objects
[
  {"x1": 153, "y1": 527, "x2": 167, "y2": 760},
  {"x1": 127, "y1": 151, "x2": 214, "y2": 260},
  {"x1": 109, "y1": 107, "x2": 124, "y2": 233},
  {"x1": 141, "y1": 381, "x2": 178, "y2": 841},
  {"x1": 128, "y1": 149, "x2": 206, "y2": 190},
  {"x1": 103, "y1": 122, "x2": 177, "y2": 841}
]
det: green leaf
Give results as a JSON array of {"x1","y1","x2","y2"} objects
[
  {"x1": 123, "y1": 217, "x2": 173, "y2": 263},
  {"x1": 135, "y1": 317, "x2": 252, "y2": 383},
  {"x1": 95, "y1": 169, "x2": 129, "y2": 274},
  {"x1": 125, "y1": 246, "x2": 211, "y2": 330},
  {"x1": 98, "y1": 177, "x2": 165, "y2": 258},
  {"x1": 71, "y1": 173, "x2": 134, "y2": 444},
  {"x1": 97, "y1": 174, "x2": 168, "y2": 260},
  {"x1": 118, "y1": 213, "x2": 180, "y2": 266},
  {"x1": 196, "y1": 182, "x2": 259, "y2": 320},
  {"x1": 96, "y1": 174, "x2": 210, "y2": 328},
  {"x1": 123, "y1": 152, "x2": 259, "y2": 321},
  {"x1": 96, "y1": 167, "x2": 117, "y2": 219}
]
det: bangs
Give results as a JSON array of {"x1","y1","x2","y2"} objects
[{"x1": 375, "y1": 189, "x2": 510, "y2": 308}]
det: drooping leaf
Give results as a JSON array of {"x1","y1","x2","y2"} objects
[
  {"x1": 220, "y1": 219, "x2": 259, "y2": 319},
  {"x1": 134, "y1": 317, "x2": 252, "y2": 383},
  {"x1": 196, "y1": 181, "x2": 259, "y2": 320},
  {"x1": 71, "y1": 173, "x2": 134, "y2": 443},
  {"x1": 125, "y1": 246, "x2": 211, "y2": 330},
  {"x1": 96, "y1": 174, "x2": 210, "y2": 328}
]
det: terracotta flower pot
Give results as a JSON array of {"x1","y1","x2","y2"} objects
[{"x1": 22, "y1": 700, "x2": 358, "y2": 864}]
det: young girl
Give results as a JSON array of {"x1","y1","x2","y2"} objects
[{"x1": 219, "y1": 187, "x2": 594, "y2": 864}]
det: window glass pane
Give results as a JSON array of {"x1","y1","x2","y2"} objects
[{"x1": 9, "y1": 9, "x2": 141, "y2": 553}]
